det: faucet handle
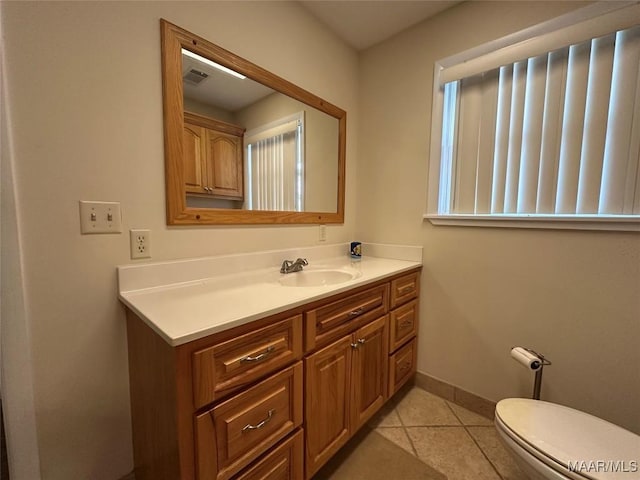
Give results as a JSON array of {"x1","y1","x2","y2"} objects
[
  {"x1": 296, "y1": 258, "x2": 308, "y2": 266},
  {"x1": 280, "y1": 259, "x2": 293, "y2": 273}
]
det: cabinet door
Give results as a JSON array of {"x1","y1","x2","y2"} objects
[
  {"x1": 206, "y1": 130, "x2": 243, "y2": 199},
  {"x1": 183, "y1": 122, "x2": 207, "y2": 194},
  {"x1": 351, "y1": 315, "x2": 388, "y2": 432},
  {"x1": 304, "y1": 335, "x2": 352, "y2": 479}
]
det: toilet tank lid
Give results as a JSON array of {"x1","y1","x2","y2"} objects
[{"x1": 496, "y1": 398, "x2": 640, "y2": 480}]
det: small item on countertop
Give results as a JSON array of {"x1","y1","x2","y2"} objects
[{"x1": 350, "y1": 241, "x2": 362, "y2": 260}]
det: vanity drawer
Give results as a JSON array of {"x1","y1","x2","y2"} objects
[
  {"x1": 305, "y1": 284, "x2": 389, "y2": 351},
  {"x1": 390, "y1": 272, "x2": 419, "y2": 309},
  {"x1": 388, "y1": 338, "x2": 417, "y2": 397},
  {"x1": 195, "y1": 362, "x2": 303, "y2": 480},
  {"x1": 193, "y1": 315, "x2": 303, "y2": 408},
  {"x1": 389, "y1": 299, "x2": 418, "y2": 352},
  {"x1": 235, "y1": 429, "x2": 303, "y2": 480}
]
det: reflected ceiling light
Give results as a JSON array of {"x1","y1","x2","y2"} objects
[{"x1": 181, "y1": 48, "x2": 246, "y2": 79}]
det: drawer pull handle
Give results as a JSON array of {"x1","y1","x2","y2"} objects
[
  {"x1": 242, "y1": 409, "x2": 275, "y2": 432},
  {"x1": 399, "y1": 361, "x2": 411, "y2": 372},
  {"x1": 399, "y1": 320, "x2": 413, "y2": 328},
  {"x1": 398, "y1": 285, "x2": 414, "y2": 295},
  {"x1": 240, "y1": 345, "x2": 275, "y2": 363},
  {"x1": 349, "y1": 307, "x2": 365, "y2": 317}
]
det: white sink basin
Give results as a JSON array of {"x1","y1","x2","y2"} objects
[{"x1": 279, "y1": 269, "x2": 360, "y2": 287}]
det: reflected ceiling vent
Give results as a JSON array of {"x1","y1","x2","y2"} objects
[{"x1": 183, "y1": 69, "x2": 208, "y2": 85}]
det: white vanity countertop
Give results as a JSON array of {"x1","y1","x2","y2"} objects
[{"x1": 117, "y1": 243, "x2": 422, "y2": 346}]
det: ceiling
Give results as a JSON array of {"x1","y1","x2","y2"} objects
[
  {"x1": 182, "y1": 52, "x2": 275, "y2": 111},
  {"x1": 299, "y1": 0, "x2": 461, "y2": 51},
  {"x1": 182, "y1": 1, "x2": 462, "y2": 110}
]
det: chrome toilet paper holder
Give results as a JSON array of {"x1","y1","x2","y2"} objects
[{"x1": 511, "y1": 346, "x2": 552, "y2": 400}]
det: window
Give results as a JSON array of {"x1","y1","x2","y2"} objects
[
  {"x1": 426, "y1": 2, "x2": 640, "y2": 231},
  {"x1": 245, "y1": 112, "x2": 305, "y2": 211}
]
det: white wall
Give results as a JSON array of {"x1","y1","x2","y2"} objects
[
  {"x1": 1, "y1": 9, "x2": 41, "y2": 475},
  {"x1": 1, "y1": 2, "x2": 358, "y2": 479},
  {"x1": 357, "y1": 1, "x2": 640, "y2": 434}
]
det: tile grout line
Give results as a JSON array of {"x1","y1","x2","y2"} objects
[
  {"x1": 444, "y1": 400, "x2": 505, "y2": 480},
  {"x1": 465, "y1": 427, "x2": 506, "y2": 480},
  {"x1": 392, "y1": 404, "x2": 421, "y2": 458}
]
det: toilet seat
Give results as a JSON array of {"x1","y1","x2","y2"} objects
[
  {"x1": 495, "y1": 398, "x2": 640, "y2": 480},
  {"x1": 496, "y1": 409, "x2": 591, "y2": 480}
]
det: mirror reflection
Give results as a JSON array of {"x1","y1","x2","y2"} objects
[
  {"x1": 161, "y1": 19, "x2": 345, "y2": 225},
  {"x1": 181, "y1": 48, "x2": 339, "y2": 213}
]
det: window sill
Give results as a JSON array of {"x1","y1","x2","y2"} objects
[{"x1": 423, "y1": 214, "x2": 640, "y2": 232}]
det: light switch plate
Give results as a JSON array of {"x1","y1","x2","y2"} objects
[{"x1": 79, "y1": 201, "x2": 122, "y2": 234}]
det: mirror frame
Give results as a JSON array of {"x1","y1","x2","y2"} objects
[{"x1": 160, "y1": 19, "x2": 346, "y2": 225}]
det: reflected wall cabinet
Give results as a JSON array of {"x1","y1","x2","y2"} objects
[{"x1": 183, "y1": 111, "x2": 245, "y2": 200}]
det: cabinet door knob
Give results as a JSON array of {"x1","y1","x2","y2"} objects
[
  {"x1": 242, "y1": 409, "x2": 275, "y2": 432},
  {"x1": 350, "y1": 343, "x2": 359, "y2": 349},
  {"x1": 357, "y1": 338, "x2": 366, "y2": 345}
]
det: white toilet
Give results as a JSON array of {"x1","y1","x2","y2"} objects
[{"x1": 495, "y1": 398, "x2": 640, "y2": 480}]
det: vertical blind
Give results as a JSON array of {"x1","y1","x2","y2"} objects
[
  {"x1": 440, "y1": 25, "x2": 640, "y2": 216},
  {"x1": 246, "y1": 119, "x2": 303, "y2": 211}
]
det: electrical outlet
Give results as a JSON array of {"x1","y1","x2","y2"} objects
[
  {"x1": 319, "y1": 224, "x2": 327, "y2": 242},
  {"x1": 130, "y1": 229, "x2": 151, "y2": 259}
]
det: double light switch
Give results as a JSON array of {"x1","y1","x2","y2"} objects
[{"x1": 79, "y1": 200, "x2": 122, "y2": 234}]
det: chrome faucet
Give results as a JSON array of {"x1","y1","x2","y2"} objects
[{"x1": 280, "y1": 258, "x2": 308, "y2": 274}]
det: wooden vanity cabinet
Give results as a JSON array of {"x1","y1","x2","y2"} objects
[
  {"x1": 183, "y1": 111, "x2": 245, "y2": 199},
  {"x1": 125, "y1": 267, "x2": 421, "y2": 480}
]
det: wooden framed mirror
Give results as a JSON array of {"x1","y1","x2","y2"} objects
[{"x1": 160, "y1": 20, "x2": 346, "y2": 225}]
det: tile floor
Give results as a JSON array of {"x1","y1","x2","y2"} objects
[{"x1": 366, "y1": 386, "x2": 528, "y2": 480}]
